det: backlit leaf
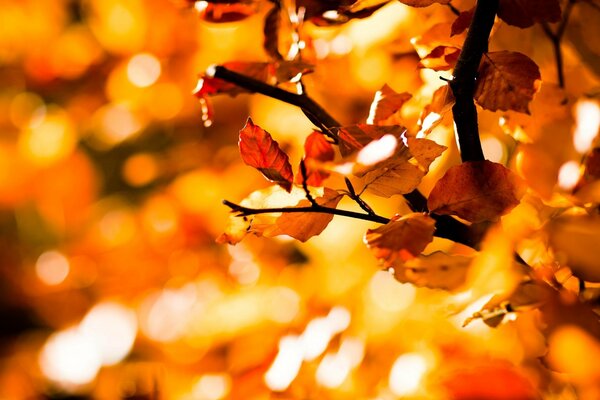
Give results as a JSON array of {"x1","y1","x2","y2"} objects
[
  {"x1": 475, "y1": 51, "x2": 541, "y2": 114},
  {"x1": 548, "y1": 214, "x2": 600, "y2": 282},
  {"x1": 295, "y1": 132, "x2": 335, "y2": 186},
  {"x1": 398, "y1": 0, "x2": 450, "y2": 7},
  {"x1": 337, "y1": 124, "x2": 406, "y2": 157},
  {"x1": 428, "y1": 160, "x2": 527, "y2": 223},
  {"x1": 392, "y1": 251, "x2": 472, "y2": 291},
  {"x1": 239, "y1": 118, "x2": 294, "y2": 192},
  {"x1": 265, "y1": 188, "x2": 343, "y2": 242},
  {"x1": 497, "y1": 0, "x2": 561, "y2": 28},
  {"x1": 196, "y1": 2, "x2": 258, "y2": 23},
  {"x1": 450, "y1": 7, "x2": 474, "y2": 37},
  {"x1": 367, "y1": 84, "x2": 412, "y2": 125},
  {"x1": 364, "y1": 213, "x2": 435, "y2": 262},
  {"x1": 417, "y1": 45, "x2": 460, "y2": 71}
]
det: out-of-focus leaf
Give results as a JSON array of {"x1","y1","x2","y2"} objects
[
  {"x1": 196, "y1": 2, "x2": 258, "y2": 23},
  {"x1": 364, "y1": 213, "x2": 435, "y2": 262},
  {"x1": 302, "y1": 0, "x2": 389, "y2": 25},
  {"x1": 273, "y1": 60, "x2": 314, "y2": 83},
  {"x1": 450, "y1": 7, "x2": 474, "y2": 36},
  {"x1": 392, "y1": 251, "x2": 473, "y2": 291},
  {"x1": 265, "y1": 188, "x2": 343, "y2": 241},
  {"x1": 337, "y1": 124, "x2": 406, "y2": 157},
  {"x1": 295, "y1": 132, "x2": 335, "y2": 186},
  {"x1": 497, "y1": 0, "x2": 561, "y2": 28},
  {"x1": 411, "y1": 23, "x2": 465, "y2": 59},
  {"x1": 475, "y1": 51, "x2": 541, "y2": 114},
  {"x1": 418, "y1": 84, "x2": 455, "y2": 135},
  {"x1": 194, "y1": 62, "x2": 271, "y2": 99},
  {"x1": 428, "y1": 160, "x2": 527, "y2": 223},
  {"x1": 367, "y1": 84, "x2": 412, "y2": 125},
  {"x1": 548, "y1": 214, "x2": 600, "y2": 282},
  {"x1": 398, "y1": 0, "x2": 450, "y2": 7},
  {"x1": 417, "y1": 45, "x2": 460, "y2": 71},
  {"x1": 263, "y1": 2, "x2": 282, "y2": 60},
  {"x1": 239, "y1": 118, "x2": 294, "y2": 192}
]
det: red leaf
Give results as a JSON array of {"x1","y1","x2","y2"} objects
[
  {"x1": 498, "y1": 0, "x2": 561, "y2": 28},
  {"x1": 239, "y1": 118, "x2": 294, "y2": 192},
  {"x1": 417, "y1": 45, "x2": 461, "y2": 71},
  {"x1": 295, "y1": 132, "x2": 335, "y2": 186},
  {"x1": 450, "y1": 7, "x2": 474, "y2": 36},
  {"x1": 475, "y1": 51, "x2": 541, "y2": 114},
  {"x1": 196, "y1": 2, "x2": 257, "y2": 23},
  {"x1": 367, "y1": 84, "x2": 412, "y2": 125},
  {"x1": 364, "y1": 213, "x2": 436, "y2": 262},
  {"x1": 427, "y1": 160, "x2": 527, "y2": 223}
]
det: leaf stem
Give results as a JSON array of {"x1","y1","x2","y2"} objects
[
  {"x1": 213, "y1": 66, "x2": 340, "y2": 142},
  {"x1": 223, "y1": 200, "x2": 390, "y2": 224},
  {"x1": 541, "y1": 0, "x2": 576, "y2": 88},
  {"x1": 450, "y1": 0, "x2": 498, "y2": 162}
]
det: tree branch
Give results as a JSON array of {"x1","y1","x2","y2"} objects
[
  {"x1": 450, "y1": 0, "x2": 498, "y2": 162},
  {"x1": 223, "y1": 200, "x2": 390, "y2": 224},
  {"x1": 541, "y1": 0, "x2": 575, "y2": 88},
  {"x1": 213, "y1": 66, "x2": 340, "y2": 142}
]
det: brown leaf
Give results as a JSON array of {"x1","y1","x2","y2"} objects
[
  {"x1": 367, "y1": 84, "x2": 412, "y2": 125},
  {"x1": 418, "y1": 84, "x2": 455, "y2": 135},
  {"x1": 365, "y1": 213, "x2": 436, "y2": 262},
  {"x1": 196, "y1": 2, "x2": 258, "y2": 23},
  {"x1": 295, "y1": 132, "x2": 335, "y2": 186},
  {"x1": 417, "y1": 45, "x2": 460, "y2": 71},
  {"x1": 359, "y1": 137, "x2": 446, "y2": 197},
  {"x1": 427, "y1": 160, "x2": 527, "y2": 223},
  {"x1": 337, "y1": 124, "x2": 406, "y2": 157},
  {"x1": 263, "y1": 3, "x2": 282, "y2": 60},
  {"x1": 498, "y1": 0, "x2": 561, "y2": 28},
  {"x1": 392, "y1": 251, "x2": 472, "y2": 291},
  {"x1": 411, "y1": 23, "x2": 465, "y2": 60},
  {"x1": 398, "y1": 0, "x2": 450, "y2": 7},
  {"x1": 265, "y1": 188, "x2": 343, "y2": 242},
  {"x1": 548, "y1": 214, "x2": 600, "y2": 282},
  {"x1": 239, "y1": 118, "x2": 294, "y2": 192},
  {"x1": 450, "y1": 7, "x2": 474, "y2": 36},
  {"x1": 475, "y1": 51, "x2": 541, "y2": 114}
]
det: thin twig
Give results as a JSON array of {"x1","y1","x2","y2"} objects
[
  {"x1": 541, "y1": 0, "x2": 576, "y2": 88},
  {"x1": 447, "y1": 2, "x2": 461, "y2": 16},
  {"x1": 345, "y1": 177, "x2": 376, "y2": 216},
  {"x1": 223, "y1": 200, "x2": 390, "y2": 224},
  {"x1": 450, "y1": 0, "x2": 498, "y2": 162},
  {"x1": 213, "y1": 66, "x2": 340, "y2": 142},
  {"x1": 300, "y1": 160, "x2": 318, "y2": 207}
]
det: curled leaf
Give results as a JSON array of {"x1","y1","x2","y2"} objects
[
  {"x1": 366, "y1": 84, "x2": 412, "y2": 125},
  {"x1": 239, "y1": 118, "x2": 294, "y2": 192},
  {"x1": 364, "y1": 213, "x2": 436, "y2": 262},
  {"x1": 427, "y1": 160, "x2": 527, "y2": 223},
  {"x1": 475, "y1": 51, "x2": 541, "y2": 114}
]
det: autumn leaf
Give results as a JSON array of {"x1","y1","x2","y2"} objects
[
  {"x1": 263, "y1": 2, "x2": 282, "y2": 60},
  {"x1": 337, "y1": 124, "x2": 406, "y2": 157},
  {"x1": 548, "y1": 214, "x2": 600, "y2": 282},
  {"x1": 450, "y1": 7, "x2": 474, "y2": 36},
  {"x1": 497, "y1": 0, "x2": 561, "y2": 28},
  {"x1": 475, "y1": 51, "x2": 541, "y2": 114},
  {"x1": 364, "y1": 213, "x2": 436, "y2": 262},
  {"x1": 265, "y1": 188, "x2": 343, "y2": 242},
  {"x1": 194, "y1": 62, "x2": 271, "y2": 99},
  {"x1": 428, "y1": 160, "x2": 527, "y2": 223},
  {"x1": 295, "y1": 132, "x2": 335, "y2": 186},
  {"x1": 417, "y1": 45, "x2": 460, "y2": 71},
  {"x1": 411, "y1": 23, "x2": 465, "y2": 60},
  {"x1": 398, "y1": 0, "x2": 450, "y2": 7},
  {"x1": 196, "y1": 2, "x2": 258, "y2": 23},
  {"x1": 418, "y1": 84, "x2": 455, "y2": 135},
  {"x1": 392, "y1": 251, "x2": 472, "y2": 291},
  {"x1": 366, "y1": 84, "x2": 412, "y2": 125},
  {"x1": 239, "y1": 118, "x2": 294, "y2": 192}
]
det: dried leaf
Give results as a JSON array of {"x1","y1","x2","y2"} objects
[
  {"x1": 239, "y1": 118, "x2": 294, "y2": 192},
  {"x1": 392, "y1": 251, "x2": 473, "y2": 291},
  {"x1": 498, "y1": 0, "x2": 561, "y2": 28},
  {"x1": 295, "y1": 132, "x2": 335, "y2": 186},
  {"x1": 417, "y1": 45, "x2": 460, "y2": 71},
  {"x1": 450, "y1": 7, "x2": 474, "y2": 36},
  {"x1": 475, "y1": 51, "x2": 541, "y2": 114},
  {"x1": 428, "y1": 160, "x2": 527, "y2": 223},
  {"x1": 548, "y1": 214, "x2": 600, "y2": 282},
  {"x1": 398, "y1": 0, "x2": 450, "y2": 7},
  {"x1": 367, "y1": 84, "x2": 412, "y2": 125},
  {"x1": 364, "y1": 213, "x2": 435, "y2": 262},
  {"x1": 265, "y1": 188, "x2": 343, "y2": 242}
]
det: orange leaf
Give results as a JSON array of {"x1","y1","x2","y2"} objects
[
  {"x1": 295, "y1": 132, "x2": 335, "y2": 187},
  {"x1": 337, "y1": 124, "x2": 406, "y2": 157},
  {"x1": 450, "y1": 7, "x2": 474, "y2": 36},
  {"x1": 498, "y1": 0, "x2": 561, "y2": 28},
  {"x1": 367, "y1": 84, "x2": 412, "y2": 125},
  {"x1": 364, "y1": 213, "x2": 436, "y2": 262},
  {"x1": 475, "y1": 51, "x2": 541, "y2": 114},
  {"x1": 417, "y1": 46, "x2": 461, "y2": 71},
  {"x1": 399, "y1": 0, "x2": 450, "y2": 7},
  {"x1": 427, "y1": 160, "x2": 526, "y2": 223},
  {"x1": 392, "y1": 251, "x2": 473, "y2": 291},
  {"x1": 239, "y1": 118, "x2": 294, "y2": 192},
  {"x1": 265, "y1": 188, "x2": 343, "y2": 242}
]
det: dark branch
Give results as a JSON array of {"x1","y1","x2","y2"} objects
[
  {"x1": 300, "y1": 160, "x2": 318, "y2": 207},
  {"x1": 345, "y1": 177, "x2": 376, "y2": 216},
  {"x1": 446, "y1": 2, "x2": 461, "y2": 16},
  {"x1": 223, "y1": 200, "x2": 390, "y2": 224},
  {"x1": 450, "y1": 0, "x2": 498, "y2": 162},
  {"x1": 212, "y1": 66, "x2": 340, "y2": 142}
]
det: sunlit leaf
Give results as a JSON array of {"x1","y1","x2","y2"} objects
[
  {"x1": 239, "y1": 118, "x2": 294, "y2": 192},
  {"x1": 265, "y1": 188, "x2": 343, "y2": 241},
  {"x1": 337, "y1": 124, "x2": 406, "y2": 157},
  {"x1": 295, "y1": 131, "x2": 335, "y2": 186},
  {"x1": 428, "y1": 160, "x2": 527, "y2": 223},
  {"x1": 417, "y1": 45, "x2": 460, "y2": 71},
  {"x1": 392, "y1": 251, "x2": 472, "y2": 291},
  {"x1": 497, "y1": 0, "x2": 561, "y2": 28},
  {"x1": 367, "y1": 84, "x2": 412, "y2": 125},
  {"x1": 398, "y1": 0, "x2": 450, "y2": 7},
  {"x1": 475, "y1": 51, "x2": 541, "y2": 114},
  {"x1": 364, "y1": 213, "x2": 435, "y2": 262}
]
